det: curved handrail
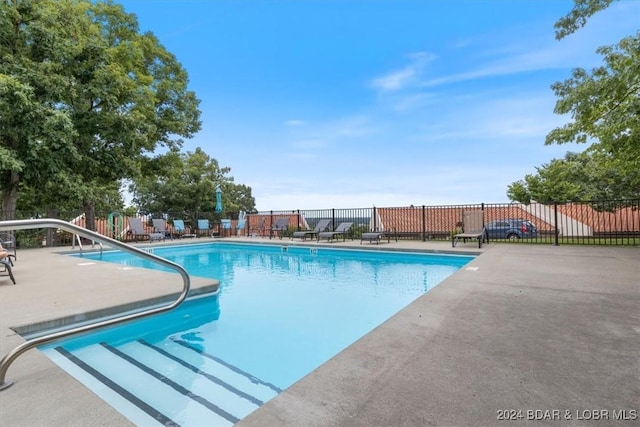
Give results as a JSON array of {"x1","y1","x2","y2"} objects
[{"x1": 0, "y1": 218, "x2": 191, "y2": 391}]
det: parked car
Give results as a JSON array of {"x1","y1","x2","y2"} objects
[{"x1": 484, "y1": 219, "x2": 538, "y2": 240}]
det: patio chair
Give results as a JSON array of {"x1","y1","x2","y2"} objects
[
  {"x1": 173, "y1": 219, "x2": 196, "y2": 238},
  {"x1": 220, "y1": 219, "x2": 232, "y2": 237},
  {"x1": 197, "y1": 219, "x2": 211, "y2": 237},
  {"x1": 269, "y1": 217, "x2": 290, "y2": 239},
  {"x1": 0, "y1": 257, "x2": 15, "y2": 284},
  {"x1": 249, "y1": 216, "x2": 267, "y2": 237},
  {"x1": 127, "y1": 217, "x2": 154, "y2": 242},
  {"x1": 452, "y1": 210, "x2": 488, "y2": 248},
  {"x1": 0, "y1": 232, "x2": 17, "y2": 262},
  {"x1": 0, "y1": 238, "x2": 16, "y2": 283},
  {"x1": 292, "y1": 219, "x2": 331, "y2": 241},
  {"x1": 317, "y1": 222, "x2": 354, "y2": 243},
  {"x1": 152, "y1": 218, "x2": 171, "y2": 240}
]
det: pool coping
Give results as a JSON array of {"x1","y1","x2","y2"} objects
[{"x1": 1, "y1": 239, "x2": 638, "y2": 426}]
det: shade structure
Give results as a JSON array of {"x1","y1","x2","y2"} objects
[{"x1": 215, "y1": 185, "x2": 223, "y2": 213}]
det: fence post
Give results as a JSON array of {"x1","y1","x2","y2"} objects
[
  {"x1": 331, "y1": 208, "x2": 336, "y2": 230},
  {"x1": 553, "y1": 203, "x2": 559, "y2": 246},
  {"x1": 422, "y1": 205, "x2": 426, "y2": 242},
  {"x1": 372, "y1": 206, "x2": 377, "y2": 231}
]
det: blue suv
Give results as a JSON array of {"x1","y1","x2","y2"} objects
[{"x1": 485, "y1": 219, "x2": 538, "y2": 240}]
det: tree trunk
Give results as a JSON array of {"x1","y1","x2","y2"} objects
[
  {"x1": 84, "y1": 200, "x2": 97, "y2": 231},
  {"x1": 1, "y1": 171, "x2": 19, "y2": 221}
]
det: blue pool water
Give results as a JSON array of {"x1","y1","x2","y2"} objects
[{"x1": 42, "y1": 243, "x2": 473, "y2": 426}]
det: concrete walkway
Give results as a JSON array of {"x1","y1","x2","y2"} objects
[{"x1": 0, "y1": 240, "x2": 638, "y2": 426}]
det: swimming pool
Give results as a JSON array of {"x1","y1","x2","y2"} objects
[{"x1": 41, "y1": 243, "x2": 473, "y2": 426}]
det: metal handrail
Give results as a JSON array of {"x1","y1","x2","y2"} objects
[
  {"x1": 0, "y1": 218, "x2": 191, "y2": 391},
  {"x1": 72, "y1": 233, "x2": 104, "y2": 259},
  {"x1": 73, "y1": 233, "x2": 83, "y2": 254}
]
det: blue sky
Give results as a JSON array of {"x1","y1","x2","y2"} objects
[{"x1": 119, "y1": 0, "x2": 639, "y2": 211}]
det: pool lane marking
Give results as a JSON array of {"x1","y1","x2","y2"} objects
[
  {"x1": 139, "y1": 339, "x2": 264, "y2": 406},
  {"x1": 54, "y1": 346, "x2": 178, "y2": 427},
  {"x1": 100, "y1": 342, "x2": 240, "y2": 424},
  {"x1": 171, "y1": 338, "x2": 283, "y2": 393}
]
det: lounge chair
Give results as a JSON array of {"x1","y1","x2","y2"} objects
[
  {"x1": 317, "y1": 222, "x2": 353, "y2": 242},
  {"x1": 173, "y1": 219, "x2": 196, "y2": 238},
  {"x1": 152, "y1": 218, "x2": 171, "y2": 240},
  {"x1": 292, "y1": 219, "x2": 330, "y2": 241},
  {"x1": 452, "y1": 210, "x2": 488, "y2": 248},
  {"x1": 128, "y1": 217, "x2": 163, "y2": 242},
  {"x1": 269, "y1": 217, "x2": 290, "y2": 239},
  {"x1": 197, "y1": 219, "x2": 211, "y2": 237},
  {"x1": 220, "y1": 219, "x2": 232, "y2": 237},
  {"x1": 361, "y1": 228, "x2": 397, "y2": 245},
  {"x1": 249, "y1": 217, "x2": 266, "y2": 237}
]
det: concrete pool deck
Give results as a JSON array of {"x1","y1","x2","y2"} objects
[{"x1": 0, "y1": 238, "x2": 638, "y2": 426}]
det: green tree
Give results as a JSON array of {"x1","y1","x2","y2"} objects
[
  {"x1": 506, "y1": 151, "x2": 626, "y2": 203},
  {"x1": 545, "y1": 34, "x2": 640, "y2": 196},
  {"x1": 0, "y1": 2, "x2": 77, "y2": 218},
  {"x1": 225, "y1": 184, "x2": 257, "y2": 215},
  {"x1": 130, "y1": 147, "x2": 256, "y2": 219},
  {"x1": 509, "y1": 0, "x2": 639, "y2": 202},
  {"x1": 1, "y1": 0, "x2": 201, "y2": 228},
  {"x1": 553, "y1": 0, "x2": 614, "y2": 40}
]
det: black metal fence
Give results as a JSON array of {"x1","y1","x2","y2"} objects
[
  {"x1": 2, "y1": 199, "x2": 639, "y2": 248},
  {"x1": 260, "y1": 199, "x2": 640, "y2": 246}
]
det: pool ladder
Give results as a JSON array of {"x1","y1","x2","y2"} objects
[{"x1": 0, "y1": 218, "x2": 191, "y2": 391}]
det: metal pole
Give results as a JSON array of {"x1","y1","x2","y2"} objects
[{"x1": 554, "y1": 203, "x2": 560, "y2": 246}]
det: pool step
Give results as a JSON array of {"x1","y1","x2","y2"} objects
[{"x1": 50, "y1": 340, "x2": 280, "y2": 427}]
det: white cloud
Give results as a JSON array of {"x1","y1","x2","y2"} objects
[
  {"x1": 285, "y1": 119, "x2": 306, "y2": 126},
  {"x1": 371, "y1": 67, "x2": 416, "y2": 91},
  {"x1": 370, "y1": 51, "x2": 436, "y2": 92},
  {"x1": 416, "y1": 3, "x2": 640, "y2": 90},
  {"x1": 390, "y1": 93, "x2": 438, "y2": 113}
]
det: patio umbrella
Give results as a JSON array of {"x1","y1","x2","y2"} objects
[{"x1": 215, "y1": 185, "x2": 223, "y2": 213}]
